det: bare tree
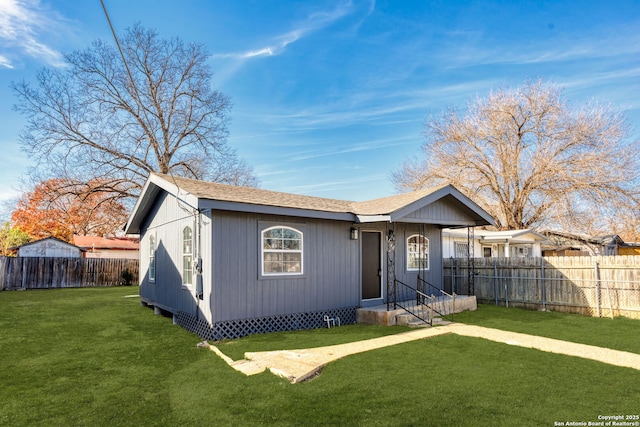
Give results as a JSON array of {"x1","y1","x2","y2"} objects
[
  {"x1": 394, "y1": 80, "x2": 640, "y2": 232},
  {"x1": 11, "y1": 23, "x2": 258, "y2": 204}
]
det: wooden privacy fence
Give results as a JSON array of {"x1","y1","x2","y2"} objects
[
  {"x1": 0, "y1": 257, "x2": 139, "y2": 290},
  {"x1": 443, "y1": 256, "x2": 640, "y2": 319}
]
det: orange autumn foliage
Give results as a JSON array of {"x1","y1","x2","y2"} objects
[{"x1": 11, "y1": 179, "x2": 129, "y2": 242}]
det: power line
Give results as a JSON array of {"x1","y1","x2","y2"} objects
[{"x1": 99, "y1": 0, "x2": 153, "y2": 132}]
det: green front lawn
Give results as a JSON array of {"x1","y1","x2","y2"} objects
[
  {"x1": 454, "y1": 303, "x2": 640, "y2": 354},
  {"x1": 1, "y1": 288, "x2": 638, "y2": 426}
]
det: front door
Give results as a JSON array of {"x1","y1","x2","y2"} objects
[{"x1": 361, "y1": 231, "x2": 382, "y2": 300}]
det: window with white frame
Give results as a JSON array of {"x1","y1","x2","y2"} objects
[
  {"x1": 262, "y1": 226, "x2": 303, "y2": 275},
  {"x1": 455, "y1": 242, "x2": 469, "y2": 258},
  {"x1": 482, "y1": 246, "x2": 492, "y2": 258},
  {"x1": 149, "y1": 235, "x2": 156, "y2": 282},
  {"x1": 182, "y1": 226, "x2": 193, "y2": 286},
  {"x1": 407, "y1": 234, "x2": 429, "y2": 270}
]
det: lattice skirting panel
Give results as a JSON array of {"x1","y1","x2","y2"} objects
[
  {"x1": 175, "y1": 306, "x2": 357, "y2": 341},
  {"x1": 174, "y1": 311, "x2": 215, "y2": 340}
]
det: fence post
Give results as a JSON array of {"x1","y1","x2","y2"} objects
[
  {"x1": 430, "y1": 295, "x2": 435, "y2": 325},
  {"x1": 594, "y1": 260, "x2": 601, "y2": 318},
  {"x1": 493, "y1": 259, "x2": 498, "y2": 306},
  {"x1": 603, "y1": 261, "x2": 614, "y2": 319},
  {"x1": 454, "y1": 258, "x2": 459, "y2": 295},
  {"x1": 505, "y1": 270, "x2": 509, "y2": 308},
  {"x1": 541, "y1": 259, "x2": 546, "y2": 311}
]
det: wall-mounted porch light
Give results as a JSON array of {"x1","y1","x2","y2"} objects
[{"x1": 350, "y1": 227, "x2": 359, "y2": 240}]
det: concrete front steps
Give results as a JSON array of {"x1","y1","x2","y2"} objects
[
  {"x1": 356, "y1": 295, "x2": 477, "y2": 327},
  {"x1": 395, "y1": 313, "x2": 451, "y2": 328}
]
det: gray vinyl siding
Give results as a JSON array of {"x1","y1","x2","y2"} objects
[
  {"x1": 394, "y1": 224, "x2": 443, "y2": 289},
  {"x1": 139, "y1": 192, "x2": 200, "y2": 317},
  {"x1": 138, "y1": 189, "x2": 458, "y2": 325},
  {"x1": 402, "y1": 196, "x2": 477, "y2": 225},
  {"x1": 209, "y1": 210, "x2": 359, "y2": 323}
]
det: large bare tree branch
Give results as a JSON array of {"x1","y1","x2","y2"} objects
[
  {"x1": 393, "y1": 80, "x2": 640, "y2": 234},
  {"x1": 12, "y1": 24, "x2": 258, "y2": 206}
]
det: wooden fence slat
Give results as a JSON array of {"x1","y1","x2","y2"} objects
[{"x1": 0, "y1": 256, "x2": 139, "y2": 290}]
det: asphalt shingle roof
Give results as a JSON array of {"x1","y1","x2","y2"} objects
[{"x1": 155, "y1": 173, "x2": 444, "y2": 216}]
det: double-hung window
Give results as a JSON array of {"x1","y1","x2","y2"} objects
[
  {"x1": 407, "y1": 234, "x2": 429, "y2": 271},
  {"x1": 182, "y1": 226, "x2": 193, "y2": 286},
  {"x1": 262, "y1": 226, "x2": 303, "y2": 275}
]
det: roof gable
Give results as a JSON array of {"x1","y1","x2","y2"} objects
[
  {"x1": 11, "y1": 236, "x2": 82, "y2": 251},
  {"x1": 353, "y1": 185, "x2": 494, "y2": 226}
]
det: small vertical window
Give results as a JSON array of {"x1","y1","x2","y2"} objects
[
  {"x1": 455, "y1": 242, "x2": 469, "y2": 258},
  {"x1": 407, "y1": 234, "x2": 429, "y2": 270},
  {"x1": 262, "y1": 226, "x2": 303, "y2": 275},
  {"x1": 182, "y1": 226, "x2": 193, "y2": 286},
  {"x1": 149, "y1": 235, "x2": 156, "y2": 282}
]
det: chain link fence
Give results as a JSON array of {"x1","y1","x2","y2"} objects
[{"x1": 443, "y1": 256, "x2": 640, "y2": 319}]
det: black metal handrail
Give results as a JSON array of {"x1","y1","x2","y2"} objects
[
  {"x1": 394, "y1": 278, "x2": 432, "y2": 326},
  {"x1": 417, "y1": 275, "x2": 456, "y2": 322}
]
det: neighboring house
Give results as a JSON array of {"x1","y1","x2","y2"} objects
[
  {"x1": 124, "y1": 173, "x2": 494, "y2": 340},
  {"x1": 11, "y1": 236, "x2": 84, "y2": 258},
  {"x1": 542, "y1": 231, "x2": 625, "y2": 256},
  {"x1": 73, "y1": 235, "x2": 140, "y2": 259},
  {"x1": 619, "y1": 243, "x2": 640, "y2": 256},
  {"x1": 442, "y1": 228, "x2": 547, "y2": 258}
]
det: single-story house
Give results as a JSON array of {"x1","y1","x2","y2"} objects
[
  {"x1": 124, "y1": 173, "x2": 494, "y2": 339},
  {"x1": 542, "y1": 231, "x2": 625, "y2": 256},
  {"x1": 11, "y1": 236, "x2": 84, "y2": 258},
  {"x1": 442, "y1": 228, "x2": 547, "y2": 258},
  {"x1": 73, "y1": 235, "x2": 140, "y2": 259}
]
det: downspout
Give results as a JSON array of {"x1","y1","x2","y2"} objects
[{"x1": 195, "y1": 209, "x2": 204, "y2": 302}]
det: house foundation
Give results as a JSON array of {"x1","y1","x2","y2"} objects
[{"x1": 356, "y1": 295, "x2": 477, "y2": 326}]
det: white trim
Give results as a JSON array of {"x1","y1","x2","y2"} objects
[
  {"x1": 261, "y1": 225, "x2": 304, "y2": 276},
  {"x1": 182, "y1": 225, "x2": 194, "y2": 287},
  {"x1": 361, "y1": 230, "x2": 384, "y2": 301},
  {"x1": 148, "y1": 233, "x2": 156, "y2": 283},
  {"x1": 406, "y1": 234, "x2": 429, "y2": 271},
  {"x1": 356, "y1": 215, "x2": 391, "y2": 223}
]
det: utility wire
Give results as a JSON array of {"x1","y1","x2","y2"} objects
[{"x1": 99, "y1": 0, "x2": 154, "y2": 142}]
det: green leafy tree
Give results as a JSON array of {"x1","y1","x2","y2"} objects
[{"x1": 0, "y1": 222, "x2": 31, "y2": 256}]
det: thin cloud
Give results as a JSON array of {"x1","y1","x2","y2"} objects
[
  {"x1": 214, "y1": 1, "x2": 355, "y2": 60},
  {"x1": 246, "y1": 77, "x2": 502, "y2": 134},
  {"x1": 287, "y1": 175, "x2": 387, "y2": 194},
  {"x1": 0, "y1": 53, "x2": 13, "y2": 68},
  {"x1": 438, "y1": 30, "x2": 640, "y2": 70},
  {"x1": 288, "y1": 135, "x2": 413, "y2": 162},
  {"x1": 0, "y1": 0, "x2": 67, "y2": 68}
]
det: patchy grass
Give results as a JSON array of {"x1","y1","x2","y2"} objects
[{"x1": 1, "y1": 288, "x2": 638, "y2": 426}]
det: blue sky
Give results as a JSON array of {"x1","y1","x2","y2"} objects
[{"x1": 0, "y1": 0, "x2": 639, "y2": 211}]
